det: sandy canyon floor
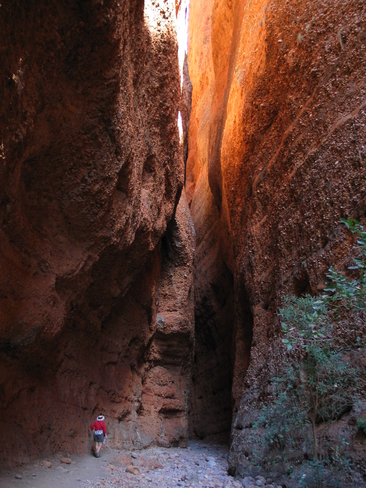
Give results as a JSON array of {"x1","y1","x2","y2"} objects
[{"x1": 0, "y1": 441, "x2": 281, "y2": 488}]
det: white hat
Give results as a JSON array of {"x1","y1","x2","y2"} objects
[{"x1": 97, "y1": 415, "x2": 105, "y2": 421}]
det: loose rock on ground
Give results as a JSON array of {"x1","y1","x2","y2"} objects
[
  {"x1": 80, "y1": 441, "x2": 280, "y2": 488},
  {"x1": 0, "y1": 441, "x2": 282, "y2": 488}
]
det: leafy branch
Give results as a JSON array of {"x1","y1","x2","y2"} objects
[{"x1": 254, "y1": 219, "x2": 366, "y2": 472}]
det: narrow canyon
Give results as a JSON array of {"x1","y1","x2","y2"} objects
[{"x1": 0, "y1": 0, "x2": 365, "y2": 485}]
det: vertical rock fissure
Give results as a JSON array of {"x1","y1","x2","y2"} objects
[
  {"x1": 182, "y1": 0, "x2": 242, "y2": 443},
  {"x1": 231, "y1": 281, "x2": 254, "y2": 417},
  {"x1": 189, "y1": 257, "x2": 236, "y2": 442}
]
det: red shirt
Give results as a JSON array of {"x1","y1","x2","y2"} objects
[{"x1": 90, "y1": 420, "x2": 106, "y2": 436}]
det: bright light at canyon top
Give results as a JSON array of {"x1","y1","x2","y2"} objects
[
  {"x1": 144, "y1": 0, "x2": 190, "y2": 142},
  {"x1": 175, "y1": 0, "x2": 190, "y2": 86},
  {"x1": 176, "y1": 0, "x2": 190, "y2": 141}
]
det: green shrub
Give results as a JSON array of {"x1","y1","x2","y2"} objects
[
  {"x1": 298, "y1": 459, "x2": 340, "y2": 487},
  {"x1": 253, "y1": 219, "x2": 366, "y2": 472},
  {"x1": 323, "y1": 218, "x2": 366, "y2": 312}
]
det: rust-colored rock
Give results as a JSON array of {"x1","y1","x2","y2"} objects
[
  {"x1": 0, "y1": 0, "x2": 194, "y2": 467},
  {"x1": 138, "y1": 455, "x2": 164, "y2": 471},
  {"x1": 126, "y1": 465, "x2": 140, "y2": 475},
  {"x1": 60, "y1": 457, "x2": 71, "y2": 464},
  {"x1": 109, "y1": 452, "x2": 133, "y2": 467},
  {"x1": 187, "y1": 0, "x2": 366, "y2": 471}
]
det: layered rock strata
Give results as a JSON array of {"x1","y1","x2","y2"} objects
[
  {"x1": 0, "y1": 0, "x2": 194, "y2": 467},
  {"x1": 186, "y1": 0, "x2": 366, "y2": 471}
]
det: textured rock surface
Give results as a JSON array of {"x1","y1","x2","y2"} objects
[
  {"x1": 186, "y1": 0, "x2": 366, "y2": 472},
  {"x1": 0, "y1": 0, "x2": 194, "y2": 467},
  {"x1": 186, "y1": 0, "x2": 251, "y2": 441}
]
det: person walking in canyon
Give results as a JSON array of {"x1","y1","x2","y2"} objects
[{"x1": 90, "y1": 415, "x2": 107, "y2": 458}]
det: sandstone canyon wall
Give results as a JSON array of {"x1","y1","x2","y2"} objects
[
  {"x1": 0, "y1": 0, "x2": 194, "y2": 467},
  {"x1": 186, "y1": 0, "x2": 366, "y2": 471}
]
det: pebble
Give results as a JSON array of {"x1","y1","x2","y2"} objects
[
  {"x1": 15, "y1": 474, "x2": 22, "y2": 479},
  {"x1": 60, "y1": 457, "x2": 72, "y2": 464},
  {"x1": 126, "y1": 465, "x2": 140, "y2": 475},
  {"x1": 76, "y1": 441, "x2": 281, "y2": 488},
  {"x1": 243, "y1": 477, "x2": 256, "y2": 487}
]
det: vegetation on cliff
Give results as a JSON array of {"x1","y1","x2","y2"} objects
[{"x1": 253, "y1": 220, "x2": 366, "y2": 485}]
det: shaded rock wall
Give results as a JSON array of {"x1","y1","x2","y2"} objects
[
  {"x1": 186, "y1": 0, "x2": 366, "y2": 466},
  {"x1": 0, "y1": 0, "x2": 194, "y2": 467},
  {"x1": 187, "y1": 0, "x2": 238, "y2": 441}
]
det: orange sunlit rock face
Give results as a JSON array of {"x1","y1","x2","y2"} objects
[
  {"x1": 0, "y1": 0, "x2": 194, "y2": 467},
  {"x1": 187, "y1": 0, "x2": 366, "y2": 466}
]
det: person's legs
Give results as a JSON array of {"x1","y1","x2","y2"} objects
[{"x1": 93, "y1": 435, "x2": 102, "y2": 457}]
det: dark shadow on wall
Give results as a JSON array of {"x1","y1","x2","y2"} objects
[
  {"x1": 231, "y1": 280, "x2": 253, "y2": 416},
  {"x1": 189, "y1": 257, "x2": 235, "y2": 443}
]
